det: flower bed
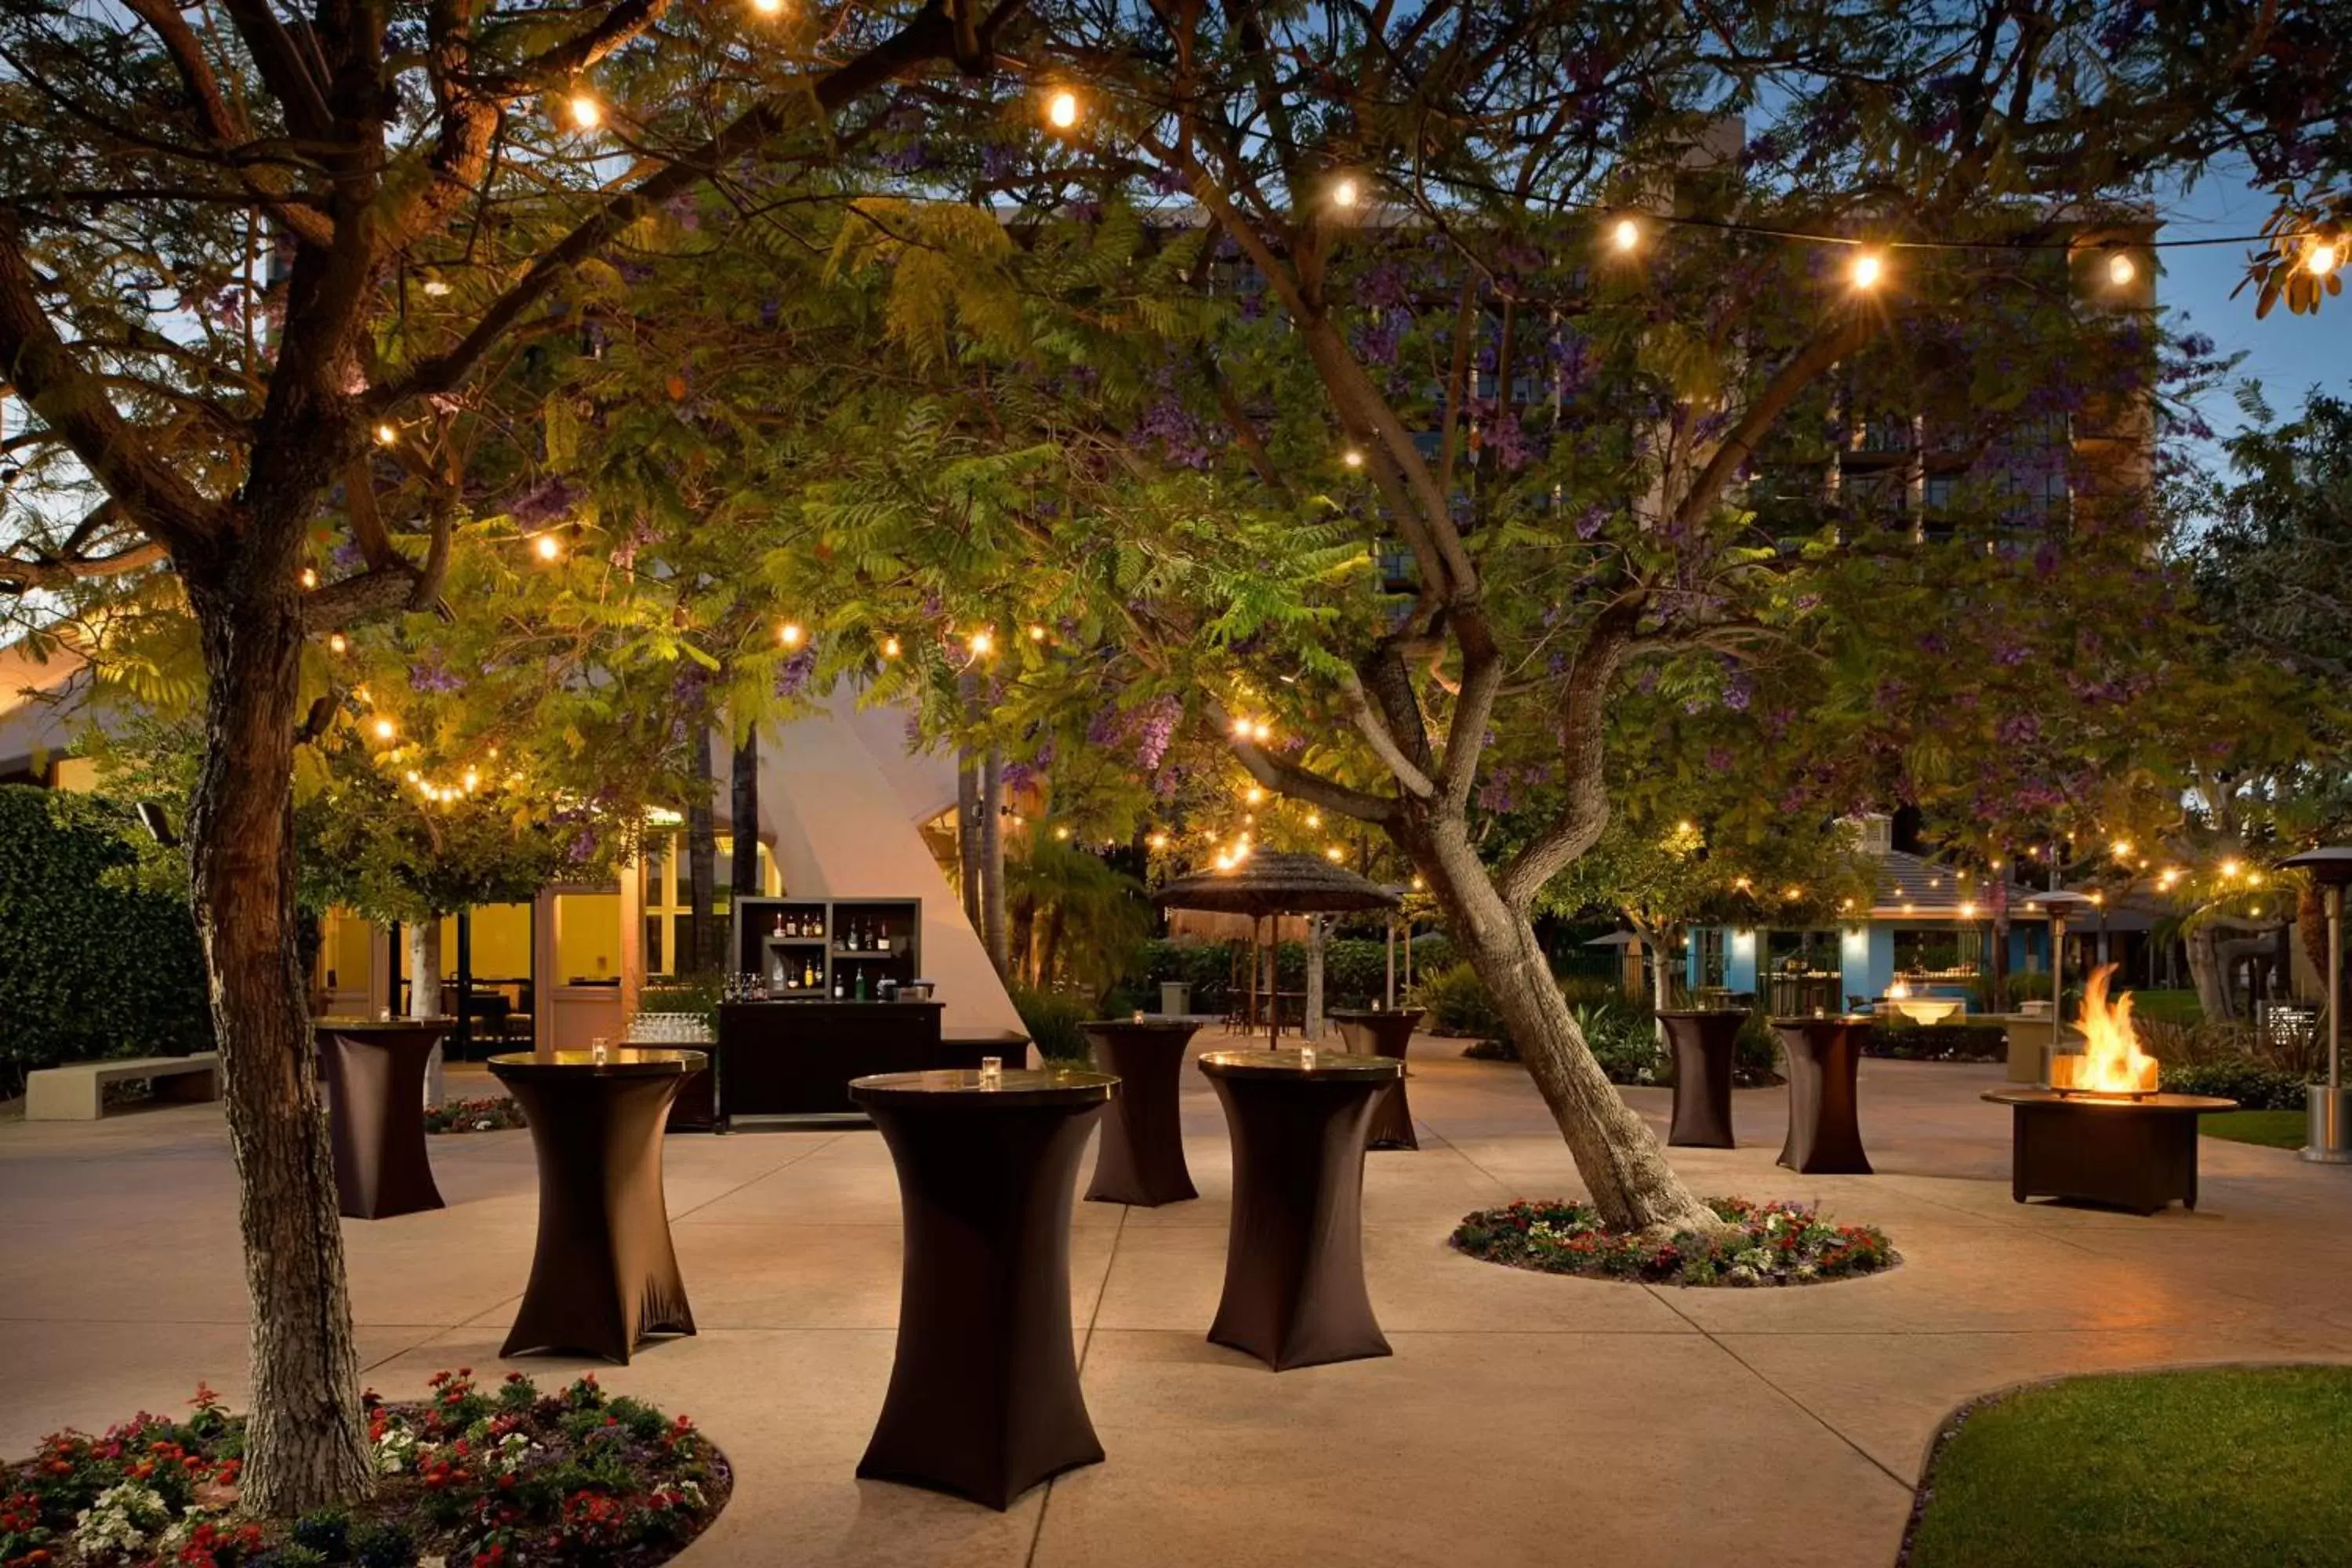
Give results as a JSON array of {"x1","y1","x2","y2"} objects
[
  {"x1": 1450, "y1": 1197, "x2": 1897, "y2": 1287},
  {"x1": 423, "y1": 1097, "x2": 526, "y2": 1134},
  {"x1": 1, "y1": 1371, "x2": 728, "y2": 1568}
]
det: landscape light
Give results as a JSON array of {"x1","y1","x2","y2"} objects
[
  {"x1": 567, "y1": 92, "x2": 601, "y2": 131},
  {"x1": 1849, "y1": 249, "x2": 1884, "y2": 289},
  {"x1": 1044, "y1": 89, "x2": 1080, "y2": 130},
  {"x1": 1611, "y1": 216, "x2": 1639, "y2": 252}
]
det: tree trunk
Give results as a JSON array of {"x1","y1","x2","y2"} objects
[
  {"x1": 981, "y1": 746, "x2": 1008, "y2": 975},
  {"x1": 1040, "y1": 901, "x2": 1066, "y2": 989},
  {"x1": 183, "y1": 570, "x2": 372, "y2": 1515},
  {"x1": 686, "y1": 717, "x2": 717, "y2": 975},
  {"x1": 1011, "y1": 894, "x2": 1038, "y2": 987},
  {"x1": 408, "y1": 919, "x2": 445, "y2": 1110},
  {"x1": 2186, "y1": 924, "x2": 2234, "y2": 1021},
  {"x1": 1989, "y1": 912, "x2": 2011, "y2": 1012},
  {"x1": 956, "y1": 751, "x2": 982, "y2": 929},
  {"x1": 1414, "y1": 821, "x2": 1722, "y2": 1240}
]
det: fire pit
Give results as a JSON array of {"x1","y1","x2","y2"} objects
[{"x1": 1983, "y1": 965, "x2": 2236, "y2": 1214}]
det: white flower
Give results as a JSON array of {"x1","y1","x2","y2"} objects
[
  {"x1": 374, "y1": 1418, "x2": 420, "y2": 1475},
  {"x1": 74, "y1": 1483, "x2": 170, "y2": 1558}
]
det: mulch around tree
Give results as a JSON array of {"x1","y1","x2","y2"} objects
[{"x1": 1450, "y1": 1197, "x2": 1897, "y2": 1287}]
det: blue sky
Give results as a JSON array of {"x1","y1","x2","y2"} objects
[{"x1": 2154, "y1": 165, "x2": 2350, "y2": 461}]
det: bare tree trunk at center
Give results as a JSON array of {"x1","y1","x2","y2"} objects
[{"x1": 408, "y1": 920, "x2": 445, "y2": 1109}]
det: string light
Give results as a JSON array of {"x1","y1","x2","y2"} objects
[
  {"x1": 778, "y1": 622, "x2": 805, "y2": 648},
  {"x1": 750, "y1": 0, "x2": 784, "y2": 13},
  {"x1": 567, "y1": 91, "x2": 601, "y2": 131},
  {"x1": 1849, "y1": 249, "x2": 1885, "y2": 289},
  {"x1": 2106, "y1": 252, "x2": 2137, "y2": 287},
  {"x1": 372, "y1": 717, "x2": 396, "y2": 741},
  {"x1": 2111, "y1": 839, "x2": 2132, "y2": 857},
  {"x1": 1251, "y1": 720, "x2": 1271, "y2": 742},
  {"x1": 1305, "y1": 811, "x2": 1321, "y2": 828},
  {"x1": 2220, "y1": 858, "x2": 2241, "y2": 878},
  {"x1": 405, "y1": 770, "x2": 421, "y2": 784},
  {"x1": 1148, "y1": 831, "x2": 1170, "y2": 850},
  {"x1": 1044, "y1": 88, "x2": 1080, "y2": 131},
  {"x1": 2308, "y1": 239, "x2": 2341, "y2": 277},
  {"x1": 1232, "y1": 717, "x2": 1253, "y2": 739},
  {"x1": 1961, "y1": 901, "x2": 1977, "y2": 918},
  {"x1": 373, "y1": 422, "x2": 398, "y2": 447},
  {"x1": 1326, "y1": 846, "x2": 1345, "y2": 862},
  {"x1": 327, "y1": 633, "x2": 347, "y2": 655},
  {"x1": 880, "y1": 634, "x2": 901, "y2": 659},
  {"x1": 298, "y1": 566, "x2": 318, "y2": 590},
  {"x1": 1054, "y1": 825, "x2": 1071, "y2": 840},
  {"x1": 1330, "y1": 176, "x2": 1360, "y2": 209},
  {"x1": 1410, "y1": 875, "x2": 1424, "y2": 891},
  {"x1": 1610, "y1": 216, "x2": 1640, "y2": 252},
  {"x1": 969, "y1": 629, "x2": 995, "y2": 656},
  {"x1": 1782, "y1": 886, "x2": 1802, "y2": 900},
  {"x1": 463, "y1": 768, "x2": 479, "y2": 792},
  {"x1": 1245, "y1": 786, "x2": 1265, "y2": 804},
  {"x1": 421, "y1": 276, "x2": 452, "y2": 297},
  {"x1": 1027, "y1": 623, "x2": 1047, "y2": 642},
  {"x1": 1341, "y1": 447, "x2": 1364, "y2": 469},
  {"x1": 533, "y1": 534, "x2": 562, "y2": 561}
]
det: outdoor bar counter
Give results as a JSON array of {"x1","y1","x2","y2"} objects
[{"x1": 714, "y1": 1000, "x2": 1002, "y2": 1126}]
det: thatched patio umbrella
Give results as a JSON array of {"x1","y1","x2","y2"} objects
[{"x1": 1155, "y1": 852, "x2": 1401, "y2": 1046}]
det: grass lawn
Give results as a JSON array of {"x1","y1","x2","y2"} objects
[
  {"x1": 1904, "y1": 1366, "x2": 2352, "y2": 1568},
  {"x1": 2131, "y1": 988, "x2": 2205, "y2": 1025},
  {"x1": 2201, "y1": 1109, "x2": 2308, "y2": 1149}
]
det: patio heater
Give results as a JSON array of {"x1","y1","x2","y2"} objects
[
  {"x1": 2020, "y1": 890, "x2": 2095, "y2": 1077},
  {"x1": 2277, "y1": 847, "x2": 2352, "y2": 1164}
]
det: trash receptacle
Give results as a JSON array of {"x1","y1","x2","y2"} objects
[{"x1": 1159, "y1": 982, "x2": 1192, "y2": 1018}]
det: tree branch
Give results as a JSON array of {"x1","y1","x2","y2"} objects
[{"x1": 1494, "y1": 597, "x2": 1642, "y2": 908}]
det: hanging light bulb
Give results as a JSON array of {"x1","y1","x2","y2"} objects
[
  {"x1": 1611, "y1": 216, "x2": 1640, "y2": 252},
  {"x1": 880, "y1": 634, "x2": 901, "y2": 659},
  {"x1": 1027, "y1": 623, "x2": 1047, "y2": 642},
  {"x1": 1849, "y1": 249, "x2": 1885, "y2": 289},
  {"x1": 373, "y1": 422, "x2": 399, "y2": 447},
  {"x1": 969, "y1": 629, "x2": 994, "y2": 656},
  {"x1": 2307, "y1": 238, "x2": 2341, "y2": 277},
  {"x1": 1251, "y1": 720, "x2": 1271, "y2": 742},
  {"x1": 372, "y1": 717, "x2": 396, "y2": 741},
  {"x1": 1044, "y1": 88, "x2": 1080, "y2": 131},
  {"x1": 1331, "y1": 175, "x2": 1359, "y2": 209},
  {"x1": 327, "y1": 632, "x2": 347, "y2": 655},
  {"x1": 778, "y1": 621, "x2": 805, "y2": 648},
  {"x1": 534, "y1": 533, "x2": 562, "y2": 561},
  {"x1": 750, "y1": 0, "x2": 784, "y2": 13},
  {"x1": 1326, "y1": 845, "x2": 1345, "y2": 862},
  {"x1": 567, "y1": 91, "x2": 601, "y2": 130},
  {"x1": 299, "y1": 566, "x2": 319, "y2": 590},
  {"x1": 2106, "y1": 252, "x2": 2137, "y2": 287},
  {"x1": 1341, "y1": 447, "x2": 1364, "y2": 469}
]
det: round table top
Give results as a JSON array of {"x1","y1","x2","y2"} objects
[
  {"x1": 1982, "y1": 1088, "x2": 2239, "y2": 1113},
  {"x1": 487, "y1": 1049, "x2": 706, "y2": 1081},
  {"x1": 1655, "y1": 1008, "x2": 1748, "y2": 1020},
  {"x1": 847, "y1": 1068, "x2": 1119, "y2": 1108},
  {"x1": 1325, "y1": 1007, "x2": 1426, "y2": 1022},
  {"x1": 1081, "y1": 1018, "x2": 1203, "y2": 1033},
  {"x1": 316, "y1": 1015, "x2": 458, "y2": 1030},
  {"x1": 1769, "y1": 1014, "x2": 1875, "y2": 1029},
  {"x1": 1198, "y1": 1047, "x2": 1402, "y2": 1082}
]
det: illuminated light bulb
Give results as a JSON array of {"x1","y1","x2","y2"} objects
[
  {"x1": 1148, "y1": 832, "x2": 1169, "y2": 850},
  {"x1": 463, "y1": 770, "x2": 479, "y2": 792},
  {"x1": 299, "y1": 567, "x2": 319, "y2": 590},
  {"x1": 1341, "y1": 448, "x2": 1364, "y2": 469},
  {"x1": 969, "y1": 629, "x2": 994, "y2": 656},
  {"x1": 750, "y1": 0, "x2": 784, "y2": 13},
  {"x1": 2250, "y1": 905, "x2": 2263, "y2": 917},
  {"x1": 1410, "y1": 875, "x2": 1424, "y2": 891},
  {"x1": 421, "y1": 277, "x2": 452, "y2": 297},
  {"x1": 1849, "y1": 249, "x2": 1884, "y2": 289},
  {"x1": 405, "y1": 770, "x2": 421, "y2": 784},
  {"x1": 1306, "y1": 811, "x2": 1321, "y2": 828},
  {"x1": 2106, "y1": 252, "x2": 2136, "y2": 287},
  {"x1": 1332, "y1": 176, "x2": 1359, "y2": 209},
  {"x1": 1251, "y1": 720, "x2": 1271, "y2": 742},
  {"x1": 1054, "y1": 825, "x2": 1070, "y2": 840},
  {"x1": 1326, "y1": 846, "x2": 1345, "y2": 862},
  {"x1": 534, "y1": 534, "x2": 561, "y2": 561},
  {"x1": 2307, "y1": 239, "x2": 2341, "y2": 277},
  {"x1": 1611, "y1": 216, "x2": 1639, "y2": 252},
  {"x1": 2247, "y1": 869, "x2": 2265, "y2": 886},
  {"x1": 327, "y1": 633, "x2": 347, "y2": 655},
  {"x1": 1243, "y1": 812, "x2": 1255, "y2": 826},
  {"x1": 1232, "y1": 717, "x2": 1253, "y2": 739},
  {"x1": 2111, "y1": 839, "x2": 2132, "y2": 857},
  {"x1": 1733, "y1": 877, "x2": 1751, "y2": 891},
  {"x1": 1245, "y1": 786, "x2": 1265, "y2": 804},
  {"x1": 1783, "y1": 886, "x2": 1802, "y2": 901},
  {"x1": 1677, "y1": 819, "x2": 1694, "y2": 833},
  {"x1": 568, "y1": 92, "x2": 601, "y2": 130},
  {"x1": 1838, "y1": 898, "x2": 1854, "y2": 912},
  {"x1": 880, "y1": 634, "x2": 901, "y2": 659},
  {"x1": 1961, "y1": 902, "x2": 1977, "y2": 918},
  {"x1": 372, "y1": 717, "x2": 396, "y2": 740},
  {"x1": 2220, "y1": 858, "x2": 2241, "y2": 878},
  {"x1": 1990, "y1": 858, "x2": 2002, "y2": 869},
  {"x1": 373, "y1": 422, "x2": 398, "y2": 446},
  {"x1": 778, "y1": 621, "x2": 804, "y2": 648},
  {"x1": 487, "y1": 746, "x2": 499, "y2": 759},
  {"x1": 1028, "y1": 623, "x2": 1047, "y2": 642},
  {"x1": 1044, "y1": 89, "x2": 1079, "y2": 130}
]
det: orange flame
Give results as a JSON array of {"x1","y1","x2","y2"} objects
[{"x1": 2051, "y1": 963, "x2": 2159, "y2": 1095}]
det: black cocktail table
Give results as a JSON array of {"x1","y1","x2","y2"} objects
[
  {"x1": 315, "y1": 1017, "x2": 454, "y2": 1219},
  {"x1": 1327, "y1": 1007, "x2": 1425, "y2": 1150},
  {"x1": 1771, "y1": 1017, "x2": 1875, "y2": 1174},
  {"x1": 848, "y1": 1068, "x2": 1117, "y2": 1509},
  {"x1": 1658, "y1": 1010, "x2": 1744, "y2": 1149},
  {"x1": 488, "y1": 1049, "x2": 705, "y2": 1363},
  {"x1": 1081, "y1": 1019, "x2": 1202, "y2": 1206},
  {"x1": 1197, "y1": 1047, "x2": 1400, "y2": 1370},
  {"x1": 1983, "y1": 1089, "x2": 2238, "y2": 1213}
]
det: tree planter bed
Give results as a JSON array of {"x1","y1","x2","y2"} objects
[
  {"x1": 0, "y1": 1371, "x2": 728, "y2": 1568},
  {"x1": 1450, "y1": 1198, "x2": 1897, "y2": 1287}
]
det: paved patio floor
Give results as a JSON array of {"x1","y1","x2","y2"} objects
[{"x1": 5, "y1": 1033, "x2": 2349, "y2": 1566}]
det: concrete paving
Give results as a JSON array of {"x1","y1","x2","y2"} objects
[{"x1": 4, "y1": 1033, "x2": 2347, "y2": 1566}]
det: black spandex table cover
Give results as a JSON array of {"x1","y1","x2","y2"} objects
[
  {"x1": 1081, "y1": 1020, "x2": 1202, "y2": 1206},
  {"x1": 848, "y1": 1068, "x2": 1117, "y2": 1509},
  {"x1": 315, "y1": 1017, "x2": 453, "y2": 1220},
  {"x1": 1327, "y1": 1008, "x2": 1425, "y2": 1150},
  {"x1": 1657, "y1": 1011, "x2": 1744, "y2": 1149},
  {"x1": 487, "y1": 1050, "x2": 705, "y2": 1364},
  {"x1": 1770, "y1": 1018, "x2": 1875, "y2": 1174},
  {"x1": 1197, "y1": 1048, "x2": 1401, "y2": 1370}
]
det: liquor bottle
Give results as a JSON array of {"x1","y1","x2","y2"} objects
[
  {"x1": 846, "y1": 920, "x2": 861, "y2": 951},
  {"x1": 804, "y1": 957, "x2": 819, "y2": 989},
  {"x1": 877, "y1": 923, "x2": 892, "y2": 953},
  {"x1": 855, "y1": 969, "x2": 868, "y2": 1002},
  {"x1": 812, "y1": 909, "x2": 825, "y2": 939},
  {"x1": 833, "y1": 975, "x2": 844, "y2": 999},
  {"x1": 772, "y1": 910, "x2": 784, "y2": 938}
]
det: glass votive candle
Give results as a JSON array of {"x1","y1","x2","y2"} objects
[
  {"x1": 1813, "y1": 1007, "x2": 1826, "y2": 1019},
  {"x1": 590, "y1": 1036, "x2": 610, "y2": 1065},
  {"x1": 1298, "y1": 1044, "x2": 1317, "y2": 1071},
  {"x1": 1132, "y1": 1009, "x2": 1145, "y2": 1023},
  {"x1": 979, "y1": 1055, "x2": 1004, "y2": 1089},
  {"x1": 377, "y1": 1007, "x2": 391, "y2": 1022}
]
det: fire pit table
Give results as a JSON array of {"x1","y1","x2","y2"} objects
[
  {"x1": 1657, "y1": 1010, "x2": 1744, "y2": 1148},
  {"x1": 1198, "y1": 1047, "x2": 1399, "y2": 1370},
  {"x1": 1327, "y1": 1007, "x2": 1425, "y2": 1150},
  {"x1": 848, "y1": 1067, "x2": 1116, "y2": 1509},
  {"x1": 1080, "y1": 1018, "x2": 1202, "y2": 1206},
  {"x1": 1771, "y1": 1015, "x2": 1876, "y2": 1174},
  {"x1": 1983, "y1": 1089, "x2": 2238, "y2": 1214},
  {"x1": 315, "y1": 1016, "x2": 454, "y2": 1219}
]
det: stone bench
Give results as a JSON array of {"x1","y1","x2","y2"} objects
[{"x1": 24, "y1": 1053, "x2": 222, "y2": 1121}]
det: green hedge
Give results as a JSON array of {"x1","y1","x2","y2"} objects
[
  {"x1": 1009, "y1": 984, "x2": 1091, "y2": 1064},
  {"x1": 1865, "y1": 1022, "x2": 2009, "y2": 1062},
  {"x1": 1134, "y1": 935, "x2": 1451, "y2": 1014},
  {"x1": 0, "y1": 785, "x2": 213, "y2": 1097},
  {"x1": 2159, "y1": 1060, "x2": 2311, "y2": 1111}
]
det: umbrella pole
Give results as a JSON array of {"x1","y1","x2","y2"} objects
[{"x1": 1248, "y1": 916, "x2": 1261, "y2": 1042}]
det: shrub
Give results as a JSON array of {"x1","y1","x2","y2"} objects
[
  {"x1": 1451, "y1": 1197, "x2": 1896, "y2": 1286},
  {"x1": 2160, "y1": 1060, "x2": 2310, "y2": 1110},
  {"x1": 1573, "y1": 1002, "x2": 1663, "y2": 1086},
  {"x1": 1865, "y1": 1022, "x2": 2009, "y2": 1062},
  {"x1": 1008, "y1": 984, "x2": 1091, "y2": 1064},
  {"x1": 1416, "y1": 961, "x2": 1510, "y2": 1043},
  {"x1": 1133, "y1": 935, "x2": 1451, "y2": 1015},
  {"x1": 0, "y1": 785, "x2": 213, "y2": 1097},
  {"x1": 1731, "y1": 1009, "x2": 1784, "y2": 1087}
]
